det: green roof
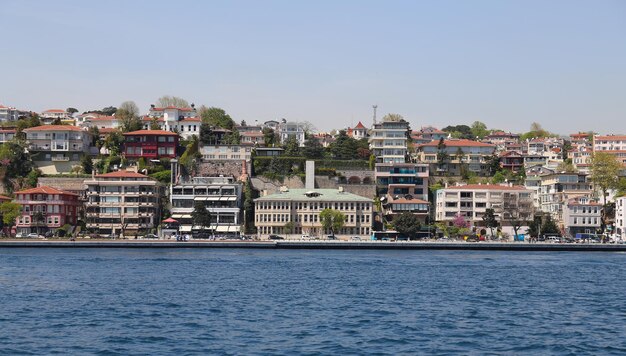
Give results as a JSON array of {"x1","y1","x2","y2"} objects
[{"x1": 255, "y1": 189, "x2": 372, "y2": 202}]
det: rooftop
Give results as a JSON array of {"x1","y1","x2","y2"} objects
[
  {"x1": 255, "y1": 188, "x2": 372, "y2": 202},
  {"x1": 24, "y1": 125, "x2": 85, "y2": 132},
  {"x1": 123, "y1": 129, "x2": 179, "y2": 136},
  {"x1": 443, "y1": 184, "x2": 528, "y2": 191},
  {"x1": 16, "y1": 186, "x2": 78, "y2": 196},
  {"x1": 94, "y1": 171, "x2": 150, "y2": 179}
]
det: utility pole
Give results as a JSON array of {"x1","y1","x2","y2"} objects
[{"x1": 372, "y1": 105, "x2": 378, "y2": 125}]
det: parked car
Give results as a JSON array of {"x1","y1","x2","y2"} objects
[
  {"x1": 143, "y1": 234, "x2": 159, "y2": 239},
  {"x1": 326, "y1": 235, "x2": 337, "y2": 240},
  {"x1": 268, "y1": 235, "x2": 284, "y2": 240},
  {"x1": 350, "y1": 236, "x2": 362, "y2": 241},
  {"x1": 27, "y1": 233, "x2": 40, "y2": 239},
  {"x1": 300, "y1": 234, "x2": 311, "y2": 240},
  {"x1": 547, "y1": 236, "x2": 561, "y2": 243},
  {"x1": 15, "y1": 232, "x2": 25, "y2": 238}
]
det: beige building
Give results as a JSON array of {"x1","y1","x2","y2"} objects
[
  {"x1": 255, "y1": 187, "x2": 373, "y2": 238},
  {"x1": 24, "y1": 125, "x2": 93, "y2": 174},
  {"x1": 436, "y1": 184, "x2": 534, "y2": 226},
  {"x1": 84, "y1": 171, "x2": 162, "y2": 236}
]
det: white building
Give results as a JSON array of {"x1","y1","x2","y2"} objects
[
  {"x1": 0, "y1": 105, "x2": 24, "y2": 122},
  {"x1": 369, "y1": 116, "x2": 409, "y2": 164},
  {"x1": 278, "y1": 122, "x2": 306, "y2": 147},
  {"x1": 200, "y1": 145, "x2": 252, "y2": 161},
  {"x1": 562, "y1": 196, "x2": 601, "y2": 237},
  {"x1": 538, "y1": 173, "x2": 592, "y2": 223},
  {"x1": 145, "y1": 106, "x2": 200, "y2": 139},
  {"x1": 435, "y1": 184, "x2": 534, "y2": 233},
  {"x1": 170, "y1": 176, "x2": 243, "y2": 236},
  {"x1": 593, "y1": 135, "x2": 626, "y2": 165}
]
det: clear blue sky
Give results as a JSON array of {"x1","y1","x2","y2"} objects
[{"x1": 1, "y1": 0, "x2": 625, "y2": 135}]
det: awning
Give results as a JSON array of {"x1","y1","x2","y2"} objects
[
  {"x1": 162, "y1": 217, "x2": 178, "y2": 223},
  {"x1": 172, "y1": 214, "x2": 192, "y2": 219},
  {"x1": 215, "y1": 226, "x2": 240, "y2": 232}
]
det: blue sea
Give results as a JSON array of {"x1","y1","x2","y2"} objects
[{"x1": 1, "y1": 248, "x2": 625, "y2": 355}]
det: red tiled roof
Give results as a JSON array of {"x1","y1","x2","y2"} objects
[
  {"x1": 123, "y1": 129, "x2": 179, "y2": 136},
  {"x1": 595, "y1": 135, "x2": 626, "y2": 141},
  {"x1": 419, "y1": 139, "x2": 494, "y2": 148},
  {"x1": 179, "y1": 117, "x2": 201, "y2": 122},
  {"x1": 42, "y1": 109, "x2": 66, "y2": 113},
  {"x1": 0, "y1": 129, "x2": 16, "y2": 133},
  {"x1": 241, "y1": 131, "x2": 264, "y2": 137},
  {"x1": 95, "y1": 171, "x2": 149, "y2": 178},
  {"x1": 354, "y1": 121, "x2": 367, "y2": 129},
  {"x1": 16, "y1": 186, "x2": 78, "y2": 196},
  {"x1": 0, "y1": 195, "x2": 11, "y2": 201},
  {"x1": 445, "y1": 184, "x2": 528, "y2": 191},
  {"x1": 24, "y1": 125, "x2": 85, "y2": 132},
  {"x1": 389, "y1": 197, "x2": 429, "y2": 204}
]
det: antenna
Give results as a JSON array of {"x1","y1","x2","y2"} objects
[{"x1": 372, "y1": 105, "x2": 378, "y2": 125}]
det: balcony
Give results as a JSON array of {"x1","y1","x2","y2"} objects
[{"x1": 51, "y1": 156, "x2": 70, "y2": 162}]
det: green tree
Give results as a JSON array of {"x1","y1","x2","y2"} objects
[
  {"x1": 470, "y1": 121, "x2": 489, "y2": 139},
  {"x1": 263, "y1": 127, "x2": 276, "y2": 146},
  {"x1": 104, "y1": 131, "x2": 124, "y2": 156},
  {"x1": 436, "y1": 138, "x2": 449, "y2": 173},
  {"x1": 330, "y1": 130, "x2": 358, "y2": 160},
  {"x1": 81, "y1": 155, "x2": 93, "y2": 174},
  {"x1": 382, "y1": 113, "x2": 404, "y2": 122},
  {"x1": 149, "y1": 117, "x2": 161, "y2": 130},
  {"x1": 556, "y1": 160, "x2": 577, "y2": 173},
  {"x1": 199, "y1": 122, "x2": 216, "y2": 145},
  {"x1": 191, "y1": 201, "x2": 212, "y2": 233},
  {"x1": 243, "y1": 180, "x2": 255, "y2": 234},
  {"x1": 302, "y1": 135, "x2": 324, "y2": 159},
  {"x1": 541, "y1": 216, "x2": 560, "y2": 235},
  {"x1": 199, "y1": 106, "x2": 235, "y2": 130},
  {"x1": 284, "y1": 221, "x2": 295, "y2": 239},
  {"x1": 283, "y1": 136, "x2": 301, "y2": 156},
  {"x1": 482, "y1": 208, "x2": 498, "y2": 237},
  {"x1": 66, "y1": 107, "x2": 78, "y2": 114},
  {"x1": 320, "y1": 209, "x2": 345, "y2": 236},
  {"x1": 442, "y1": 125, "x2": 472, "y2": 139},
  {"x1": 179, "y1": 136, "x2": 200, "y2": 173},
  {"x1": 590, "y1": 152, "x2": 622, "y2": 232},
  {"x1": 156, "y1": 96, "x2": 190, "y2": 108},
  {"x1": 392, "y1": 212, "x2": 421, "y2": 239},
  {"x1": 0, "y1": 202, "x2": 21, "y2": 237},
  {"x1": 222, "y1": 129, "x2": 241, "y2": 145},
  {"x1": 117, "y1": 101, "x2": 142, "y2": 132}
]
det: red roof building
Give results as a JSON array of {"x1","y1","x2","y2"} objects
[
  {"x1": 14, "y1": 186, "x2": 82, "y2": 235},
  {"x1": 123, "y1": 130, "x2": 179, "y2": 159}
]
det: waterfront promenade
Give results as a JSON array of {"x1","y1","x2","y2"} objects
[{"x1": 1, "y1": 239, "x2": 626, "y2": 251}]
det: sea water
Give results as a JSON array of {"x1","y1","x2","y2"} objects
[{"x1": 1, "y1": 249, "x2": 625, "y2": 355}]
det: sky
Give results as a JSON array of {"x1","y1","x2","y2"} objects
[{"x1": 1, "y1": 0, "x2": 625, "y2": 135}]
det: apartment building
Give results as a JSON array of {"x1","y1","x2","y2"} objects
[
  {"x1": 0, "y1": 105, "x2": 28, "y2": 122},
  {"x1": 14, "y1": 186, "x2": 82, "y2": 235},
  {"x1": 24, "y1": 125, "x2": 93, "y2": 174},
  {"x1": 499, "y1": 151, "x2": 524, "y2": 173},
  {"x1": 562, "y1": 196, "x2": 601, "y2": 237},
  {"x1": 170, "y1": 176, "x2": 242, "y2": 236},
  {"x1": 375, "y1": 162, "x2": 430, "y2": 223},
  {"x1": 416, "y1": 139, "x2": 496, "y2": 176},
  {"x1": 538, "y1": 173, "x2": 592, "y2": 223},
  {"x1": 255, "y1": 187, "x2": 373, "y2": 237},
  {"x1": 200, "y1": 145, "x2": 252, "y2": 161},
  {"x1": 369, "y1": 116, "x2": 409, "y2": 164},
  {"x1": 145, "y1": 106, "x2": 200, "y2": 139},
  {"x1": 593, "y1": 135, "x2": 626, "y2": 165},
  {"x1": 123, "y1": 129, "x2": 178, "y2": 160},
  {"x1": 435, "y1": 184, "x2": 534, "y2": 228},
  {"x1": 84, "y1": 171, "x2": 162, "y2": 236}
]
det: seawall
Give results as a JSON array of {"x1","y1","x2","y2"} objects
[{"x1": 1, "y1": 240, "x2": 626, "y2": 252}]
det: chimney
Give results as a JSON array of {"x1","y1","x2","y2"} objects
[{"x1": 305, "y1": 160, "x2": 315, "y2": 190}]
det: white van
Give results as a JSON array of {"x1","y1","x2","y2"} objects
[{"x1": 300, "y1": 234, "x2": 311, "y2": 240}]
